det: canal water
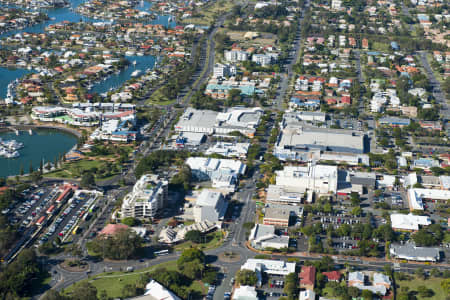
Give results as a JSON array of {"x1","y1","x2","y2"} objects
[
  {"x1": 0, "y1": 129, "x2": 78, "y2": 178},
  {"x1": 0, "y1": 68, "x2": 34, "y2": 99},
  {"x1": 90, "y1": 55, "x2": 156, "y2": 94},
  {"x1": 0, "y1": 0, "x2": 176, "y2": 98}
]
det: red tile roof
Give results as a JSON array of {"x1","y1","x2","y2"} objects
[
  {"x1": 322, "y1": 271, "x2": 342, "y2": 281},
  {"x1": 99, "y1": 224, "x2": 129, "y2": 236},
  {"x1": 299, "y1": 266, "x2": 316, "y2": 286}
]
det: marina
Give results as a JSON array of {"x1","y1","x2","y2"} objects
[
  {"x1": 0, "y1": 138, "x2": 23, "y2": 158},
  {"x1": 0, "y1": 129, "x2": 77, "y2": 178}
]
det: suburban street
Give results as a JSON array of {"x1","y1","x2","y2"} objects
[{"x1": 417, "y1": 51, "x2": 449, "y2": 120}]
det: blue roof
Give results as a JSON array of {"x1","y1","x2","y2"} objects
[{"x1": 112, "y1": 130, "x2": 138, "y2": 135}]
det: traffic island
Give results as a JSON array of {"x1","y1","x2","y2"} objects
[
  {"x1": 218, "y1": 251, "x2": 241, "y2": 263},
  {"x1": 59, "y1": 259, "x2": 89, "y2": 272}
]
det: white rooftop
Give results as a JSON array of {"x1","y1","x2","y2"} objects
[
  {"x1": 144, "y1": 280, "x2": 181, "y2": 300},
  {"x1": 196, "y1": 190, "x2": 223, "y2": 207},
  {"x1": 390, "y1": 213, "x2": 431, "y2": 231}
]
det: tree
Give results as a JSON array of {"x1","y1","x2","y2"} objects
[
  {"x1": 99, "y1": 290, "x2": 108, "y2": 300},
  {"x1": 184, "y1": 230, "x2": 202, "y2": 243},
  {"x1": 235, "y1": 269, "x2": 258, "y2": 286},
  {"x1": 81, "y1": 172, "x2": 95, "y2": 188},
  {"x1": 42, "y1": 290, "x2": 67, "y2": 300},
  {"x1": 348, "y1": 286, "x2": 360, "y2": 298},
  {"x1": 350, "y1": 192, "x2": 360, "y2": 206},
  {"x1": 417, "y1": 285, "x2": 434, "y2": 298},
  {"x1": 121, "y1": 284, "x2": 137, "y2": 298},
  {"x1": 415, "y1": 267, "x2": 426, "y2": 279},
  {"x1": 361, "y1": 289, "x2": 373, "y2": 300},
  {"x1": 181, "y1": 260, "x2": 205, "y2": 280},
  {"x1": 283, "y1": 272, "x2": 298, "y2": 299},
  {"x1": 88, "y1": 228, "x2": 141, "y2": 260},
  {"x1": 71, "y1": 282, "x2": 98, "y2": 300},
  {"x1": 31, "y1": 171, "x2": 42, "y2": 183},
  {"x1": 177, "y1": 248, "x2": 205, "y2": 267},
  {"x1": 441, "y1": 278, "x2": 450, "y2": 295},
  {"x1": 351, "y1": 206, "x2": 362, "y2": 216},
  {"x1": 122, "y1": 217, "x2": 138, "y2": 227}
]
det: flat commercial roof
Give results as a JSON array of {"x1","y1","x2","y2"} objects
[
  {"x1": 176, "y1": 108, "x2": 217, "y2": 129},
  {"x1": 264, "y1": 207, "x2": 291, "y2": 221},
  {"x1": 196, "y1": 190, "x2": 222, "y2": 207},
  {"x1": 277, "y1": 126, "x2": 365, "y2": 154}
]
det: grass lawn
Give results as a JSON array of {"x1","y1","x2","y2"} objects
[
  {"x1": 146, "y1": 88, "x2": 175, "y2": 105},
  {"x1": 182, "y1": 0, "x2": 233, "y2": 26},
  {"x1": 43, "y1": 159, "x2": 120, "y2": 180},
  {"x1": 64, "y1": 260, "x2": 208, "y2": 299},
  {"x1": 65, "y1": 261, "x2": 177, "y2": 298},
  {"x1": 372, "y1": 41, "x2": 389, "y2": 52},
  {"x1": 174, "y1": 231, "x2": 224, "y2": 252},
  {"x1": 397, "y1": 276, "x2": 447, "y2": 300}
]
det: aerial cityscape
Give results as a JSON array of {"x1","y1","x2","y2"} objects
[{"x1": 0, "y1": 0, "x2": 449, "y2": 299}]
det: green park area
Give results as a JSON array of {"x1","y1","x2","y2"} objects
[
  {"x1": 146, "y1": 88, "x2": 176, "y2": 105},
  {"x1": 43, "y1": 159, "x2": 120, "y2": 181},
  {"x1": 174, "y1": 231, "x2": 224, "y2": 252},
  {"x1": 396, "y1": 275, "x2": 449, "y2": 300},
  {"x1": 64, "y1": 248, "x2": 216, "y2": 299},
  {"x1": 181, "y1": 0, "x2": 234, "y2": 26},
  {"x1": 43, "y1": 144, "x2": 134, "y2": 181}
]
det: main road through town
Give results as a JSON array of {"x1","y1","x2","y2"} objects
[{"x1": 35, "y1": 1, "x2": 450, "y2": 299}]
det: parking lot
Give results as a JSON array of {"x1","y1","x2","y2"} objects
[
  {"x1": 39, "y1": 190, "x2": 101, "y2": 245},
  {"x1": 258, "y1": 275, "x2": 288, "y2": 299}
]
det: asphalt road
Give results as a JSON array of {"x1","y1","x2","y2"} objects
[
  {"x1": 272, "y1": 0, "x2": 309, "y2": 110},
  {"x1": 417, "y1": 51, "x2": 449, "y2": 119}
]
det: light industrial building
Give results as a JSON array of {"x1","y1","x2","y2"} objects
[
  {"x1": 390, "y1": 213, "x2": 431, "y2": 231},
  {"x1": 390, "y1": 243, "x2": 441, "y2": 262},
  {"x1": 266, "y1": 185, "x2": 305, "y2": 205},
  {"x1": 249, "y1": 224, "x2": 289, "y2": 250},
  {"x1": 186, "y1": 157, "x2": 246, "y2": 190},
  {"x1": 274, "y1": 120, "x2": 367, "y2": 162},
  {"x1": 121, "y1": 174, "x2": 168, "y2": 218},
  {"x1": 193, "y1": 190, "x2": 228, "y2": 223},
  {"x1": 232, "y1": 286, "x2": 258, "y2": 300},
  {"x1": 241, "y1": 259, "x2": 296, "y2": 286},
  {"x1": 407, "y1": 188, "x2": 450, "y2": 211},
  {"x1": 159, "y1": 220, "x2": 218, "y2": 244},
  {"x1": 275, "y1": 164, "x2": 338, "y2": 195},
  {"x1": 175, "y1": 107, "x2": 263, "y2": 138},
  {"x1": 205, "y1": 142, "x2": 250, "y2": 158}
]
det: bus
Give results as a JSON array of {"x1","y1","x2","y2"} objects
[
  {"x1": 153, "y1": 249, "x2": 169, "y2": 256},
  {"x1": 46, "y1": 205, "x2": 55, "y2": 215},
  {"x1": 72, "y1": 225, "x2": 80, "y2": 235},
  {"x1": 36, "y1": 216, "x2": 46, "y2": 226}
]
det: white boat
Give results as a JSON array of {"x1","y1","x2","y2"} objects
[
  {"x1": 3, "y1": 139, "x2": 24, "y2": 150},
  {"x1": 125, "y1": 51, "x2": 136, "y2": 56},
  {"x1": 4, "y1": 151, "x2": 19, "y2": 158},
  {"x1": 29, "y1": 129, "x2": 33, "y2": 135},
  {"x1": 131, "y1": 70, "x2": 142, "y2": 77},
  {"x1": 137, "y1": 52, "x2": 144, "y2": 56}
]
